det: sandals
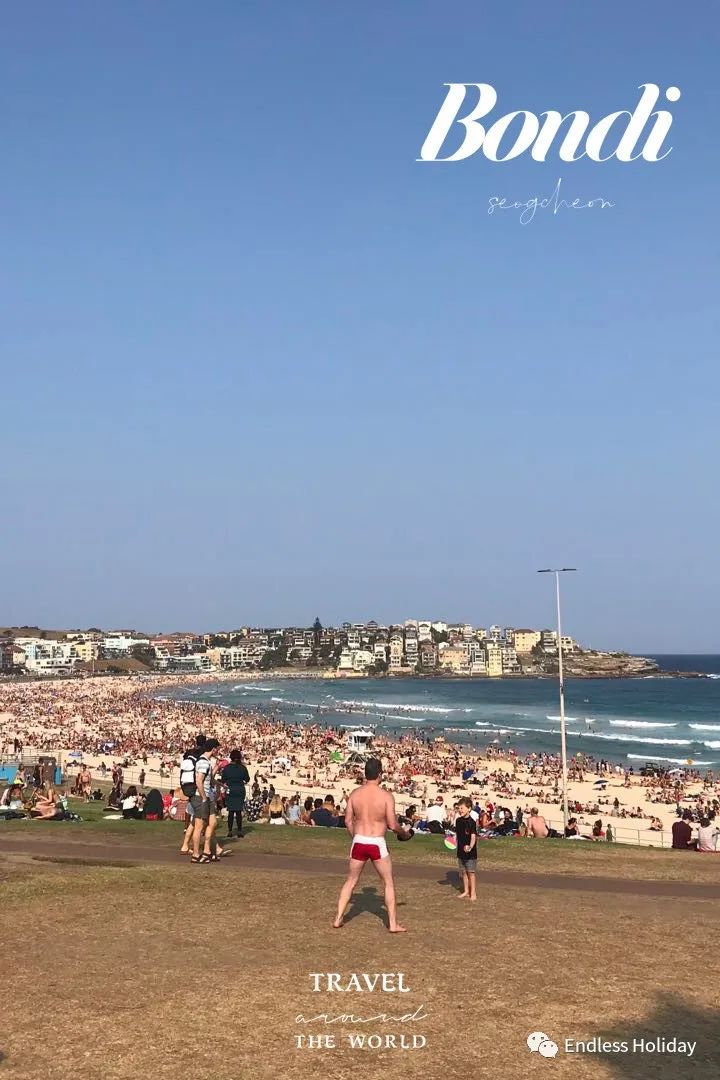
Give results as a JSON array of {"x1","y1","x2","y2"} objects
[
  {"x1": 191, "y1": 854, "x2": 210, "y2": 864},
  {"x1": 209, "y1": 849, "x2": 233, "y2": 861}
]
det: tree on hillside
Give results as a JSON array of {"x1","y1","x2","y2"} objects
[
  {"x1": 131, "y1": 645, "x2": 157, "y2": 668},
  {"x1": 260, "y1": 648, "x2": 288, "y2": 670}
]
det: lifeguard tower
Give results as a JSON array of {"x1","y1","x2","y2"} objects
[{"x1": 344, "y1": 727, "x2": 374, "y2": 762}]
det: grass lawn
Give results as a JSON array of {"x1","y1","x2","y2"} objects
[
  {"x1": 0, "y1": 857, "x2": 718, "y2": 1080},
  {"x1": 2, "y1": 797, "x2": 720, "y2": 883}
]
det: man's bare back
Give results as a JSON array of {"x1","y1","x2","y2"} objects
[
  {"x1": 346, "y1": 783, "x2": 395, "y2": 837},
  {"x1": 527, "y1": 813, "x2": 549, "y2": 838}
]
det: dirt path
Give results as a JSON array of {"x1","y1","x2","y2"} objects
[{"x1": 2, "y1": 832, "x2": 719, "y2": 899}]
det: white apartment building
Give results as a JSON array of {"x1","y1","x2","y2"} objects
[
  {"x1": 167, "y1": 655, "x2": 214, "y2": 672},
  {"x1": 21, "y1": 640, "x2": 80, "y2": 673},
  {"x1": 102, "y1": 634, "x2": 150, "y2": 655},
  {"x1": 338, "y1": 648, "x2": 374, "y2": 672},
  {"x1": 374, "y1": 642, "x2": 388, "y2": 663},
  {"x1": 465, "y1": 641, "x2": 487, "y2": 675},
  {"x1": 501, "y1": 645, "x2": 520, "y2": 673},
  {"x1": 404, "y1": 633, "x2": 419, "y2": 664}
]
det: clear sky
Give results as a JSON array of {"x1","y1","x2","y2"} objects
[{"x1": 2, "y1": 2, "x2": 718, "y2": 650}]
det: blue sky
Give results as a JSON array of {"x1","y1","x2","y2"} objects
[{"x1": 2, "y1": 2, "x2": 718, "y2": 650}]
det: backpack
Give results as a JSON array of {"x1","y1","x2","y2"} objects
[{"x1": 180, "y1": 750, "x2": 200, "y2": 798}]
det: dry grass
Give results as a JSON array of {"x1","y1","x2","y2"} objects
[{"x1": 0, "y1": 858, "x2": 718, "y2": 1080}]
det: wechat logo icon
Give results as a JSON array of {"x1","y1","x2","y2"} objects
[{"x1": 527, "y1": 1031, "x2": 559, "y2": 1059}]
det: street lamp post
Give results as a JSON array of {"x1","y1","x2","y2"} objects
[{"x1": 537, "y1": 568, "x2": 577, "y2": 835}]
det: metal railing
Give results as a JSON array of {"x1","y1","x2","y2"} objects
[{"x1": 545, "y1": 817, "x2": 670, "y2": 848}]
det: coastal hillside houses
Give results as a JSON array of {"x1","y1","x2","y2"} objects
[{"x1": 0, "y1": 619, "x2": 581, "y2": 678}]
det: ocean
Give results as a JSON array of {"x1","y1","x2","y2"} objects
[{"x1": 164, "y1": 655, "x2": 720, "y2": 768}]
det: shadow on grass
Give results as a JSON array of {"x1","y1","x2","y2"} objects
[
  {"x1": 437, "y1": 869, "x2": 462, "y2": 892},
  {"x1": 592, "y1": 993, "x2": 719, "y2": 1078},
  {"x1": 31, "y1": 855, "x2": 138, "y2": 868},
  {"x1": 343, "y1": 886, "x2": 407, "y2": 930}
]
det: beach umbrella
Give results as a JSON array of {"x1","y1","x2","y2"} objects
[{"x1": 593, "y1": 779, "x2": 607, "y2": 788}]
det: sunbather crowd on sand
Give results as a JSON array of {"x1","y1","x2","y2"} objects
[{"x1": 2, "y1": 674, "x2": 720, "y2": 846}]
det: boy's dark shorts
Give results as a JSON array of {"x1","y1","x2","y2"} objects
[{"x1": 458, "y1": 857, "x2": 477, "y2": 873}]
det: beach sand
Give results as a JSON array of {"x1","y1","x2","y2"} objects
[{"x1": 1, "y1": 673, "x2": 714, "y2": 847}]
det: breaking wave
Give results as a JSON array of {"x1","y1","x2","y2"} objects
[
  {"x1": 608, "y1": 720, "x2": 677, "y2": 729},
  {"x1": 627, "y1": 754, "x2": 714, "y2": 765},
  {"x1": 336, "y1": 698, "x2": 454, "y2": 714}
]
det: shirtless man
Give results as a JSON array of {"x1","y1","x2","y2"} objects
[
  {"x1": 526, "y1": 807, "x2": 549, "y2": 838},
  {"x1": 78, "y1": 766, "x2": 92, "y2": 802},
  {"x1": 333, "y1": 758, "x2": 410, "y2": 933}
]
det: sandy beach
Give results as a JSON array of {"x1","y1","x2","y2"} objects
[{"x1": 2, "y1": 673, "x2": 718, "y2": 847}]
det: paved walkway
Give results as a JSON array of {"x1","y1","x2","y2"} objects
[{"x1": 1, "y1": 833, "x2": 719, "y2": 899}]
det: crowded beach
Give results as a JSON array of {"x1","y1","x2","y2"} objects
[{"x1": 2, "y1": 675, "x2": 720, "y2": 850}]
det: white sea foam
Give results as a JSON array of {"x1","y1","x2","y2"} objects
[
  {"x1": 689, "y1": 724, "x2": 720, "y2": 731},
  {"x1": 580, "y1": 732, "x2": 691, "y2": 746},
  {"x1": 608, "y1": 720, "x2": 677, "y2": 729},
  {"x1": 703, "y1": 741, "x2": 720, "y2": 750},
  {"x1": 337, "y1": 698, "x2": 454, "y2": 714},
  {"x1": 627, "y1": 754, "x2": 714, "y2": 765}
]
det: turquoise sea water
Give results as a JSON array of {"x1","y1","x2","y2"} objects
[{"x1": 165, "y1": 655, "x2": 720, "y2": 768}]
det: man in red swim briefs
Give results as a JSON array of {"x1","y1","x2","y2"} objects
[{"x1": 333, "y1": 758, "x2": 411, "y2": 933}]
